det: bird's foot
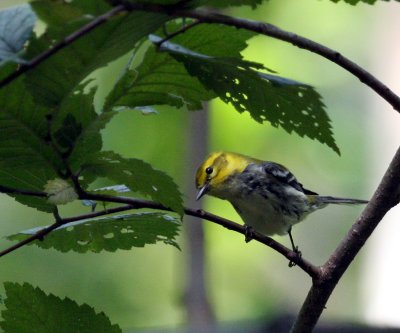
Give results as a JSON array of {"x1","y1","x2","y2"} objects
[
  {"x1": 288, "y1": 246, "x2": 302, "y2": 267},
  {"x1": 244, "y1": 225, "x2": 254, "y2": 243}
]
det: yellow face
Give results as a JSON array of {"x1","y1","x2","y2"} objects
[{"x1": 195, "y1": 152, "x2": 257, "y2": 200}]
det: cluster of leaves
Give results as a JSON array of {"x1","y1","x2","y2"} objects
[
  {"x1": 0, "y1": 0, "x2": 339, "y2": 245},
  {"x1": 0, "y1": 0, "x2": 385, "y2": 330}
]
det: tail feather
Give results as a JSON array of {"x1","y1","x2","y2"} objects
[{"x1": 317, "y1": 196, "x2": 368, "y2": 205}]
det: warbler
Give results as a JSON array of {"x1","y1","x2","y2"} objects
[{"x1": 195, "y1": 152, "x2": 367, "y2": 259}]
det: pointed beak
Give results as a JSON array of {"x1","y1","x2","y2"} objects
[{"x1": 196, "y1": 183, "x2": 209, "y2": 201}]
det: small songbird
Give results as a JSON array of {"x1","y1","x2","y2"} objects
[{"x1": 195, "y1": 152, "x2": 367, "y2": 262}]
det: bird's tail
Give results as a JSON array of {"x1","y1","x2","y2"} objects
[{"x1": 317, "y1": 196, "x2": 368, "y2": 205}]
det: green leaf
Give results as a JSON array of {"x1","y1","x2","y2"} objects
[
  {"x1": 53, "y1": 114, "x2": 83, "y2": 152},
  {"x1": 50, "y1": 87, "x2": 116, "y2": 169},
  {"x1": 0, "y1": 282, "x2": 122, "y2": 333},
  {"x1": 106, "y1": 23, "x2": 255, "y2": 111},
  {"x1": 8, "y1": 213, "x2": 181, "y2": 253},
  {"x1": 81, "y1": 151, "x2": 184, "y2": 215},
  {"x1": 155, "y1": 36, "x2": 339, "y2": 154},
  {"x1": 0, "y1": 4, "x2": 36, "y2": 65},
  {"x1": 0, "y1": 79, "x2": 61, "y2": 212},
  {"x1": 26, "y1": 10, "x2": 168, "y2": 107}
]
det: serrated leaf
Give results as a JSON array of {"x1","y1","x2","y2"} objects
[
  {"x1": 8, "y1": 213, "x2": 181, "y2": 253},
  {"x1": 106, "y1": 23, "x2": 255, "y2": 111},
  {"x1": 0, "y1": 4, "x2": 36, "y2": 65},
  {"x1": 0, "y1": 282, "x2": 121, "y2": 333},
  {"x1": 155, "y1": 37, "x2": 339, "y2": 154},
  {"x1": 81, "y1": 151, "x2": 184, "y2": 215},
  {"x1": 25, "y1": 10, "x2": 168, "y2": 107}
]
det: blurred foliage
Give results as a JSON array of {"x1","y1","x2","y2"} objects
[{"x1": 0, "y1": 0, "x2": 380, "y2": 331}]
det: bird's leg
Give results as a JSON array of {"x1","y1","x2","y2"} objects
[
  {"x1": 288, "y1": 227, "x2": 302, "y2": 267},
  {"x1": 244, "y1": 225, "x2": 254, "y2": 243}
]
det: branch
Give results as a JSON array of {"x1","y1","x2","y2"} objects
[
  {"x1": 0, "y1": 204, "x2": 135, "y2": 258},
  {"x1": 0, "y1": 186, "x2": 319, "y2": 277},
  {"x1": 178, "y1": 10, "x2": 400, "y2": 113},
  {"x1": 0, "y1": 185, "x2": 47, "y2": 198},
  {"x1": 81, "y1": 192, "x2": 319, "y2": 278},
  {"x1": 0, "y1": 4, "x2": 126, "y2": 89},
  {"x1": 154, "y1": 20, "x2": 201, "y2": 48},
  {"x1": 111, "y1": 2, "x2": 400, "y2": 113},
  {"x1": 1, "y1": 2, "x2": 398, "y2": 115},
  {"x1": 291, "y1": 145, "x2": 400, "y2": 333}
]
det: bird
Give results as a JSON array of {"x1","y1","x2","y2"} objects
[{"x1": 195, "y1": 151, "x2": 368, "y2": 265}]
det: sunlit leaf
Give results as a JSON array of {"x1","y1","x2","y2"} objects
[
  {"x1": 0, "y1": 282, "x2": 122, "y2": 333},
  {"x1": 154, "y1": 37, "x2": 339, "y2": 154},
  {"x1": 105, "y1": 23, "x2": 255, "y2": 111},
  {"x1": 8, "y1": 213, "x2": 181, "y2": 253}
]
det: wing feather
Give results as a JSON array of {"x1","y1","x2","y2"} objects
[{"x1": 261, "y1": 162, "x2": 318, "y2": 195}]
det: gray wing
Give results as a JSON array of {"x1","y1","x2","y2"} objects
[{"x1": 261, "y1": 162, "x2": 318, "y2": 195}]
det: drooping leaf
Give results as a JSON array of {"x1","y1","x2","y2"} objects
[
  {"x1": 8, "y1": 212, "x2": 181, "y2": 253},
  {"x1": 81, "y1": 151, "x2": 184, "y2": 215},
  {"x1": 105, "y1": 23, "x2": 256, "y2": 111},
  {"x1": 0, "y1": 282, "x2": 122, "y2": 333},
  {"x1": 153, "y1": 36, "x2": 339, "y2": 154},
  {"x1": 25, "y1": 9, "x2": 168, "y2": 107},
  {"x1": 0, "y1": 4, "x2": 36, "y2": 65}
]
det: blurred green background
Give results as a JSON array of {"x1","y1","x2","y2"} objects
[{"x1": 0, "y1": 0, "x2": 396, "y2": 331}]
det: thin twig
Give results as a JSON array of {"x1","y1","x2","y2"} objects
[
  {"x1": 154, "y1": 20, "x2": 201, "y2": 48},
  {"x1": 1, "y1": 3, "x2": 397, "y2": 115},
  {"x1": 108, "y1": 2, "x2": 400, "y2": 113},
  {"x1": 0, "y1": 185, "x2": 47, "y2": 198},
  {"x1": 0, "y1": 186, "x2": 319, "y2": 277},
  {"x1": 81, "y1": 192, "x2": 320, "y2": 278},
  {"x1": 176, "y1": 10, "x2": 400, "y2": 113},
  {"x1": 0, "y1": 204, "x2": 134, "y2": 258},
  {"x1": 0, "y1": 4, "x2": 126, "y2": 89}
]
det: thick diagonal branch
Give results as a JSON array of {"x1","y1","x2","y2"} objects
[{"x1": 291, "y1": 145, "x2": 400, "y2": 333}]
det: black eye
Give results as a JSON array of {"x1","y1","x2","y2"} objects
[{"x1": 205, "y1": 167, "x2": 213, "y2": 175}]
